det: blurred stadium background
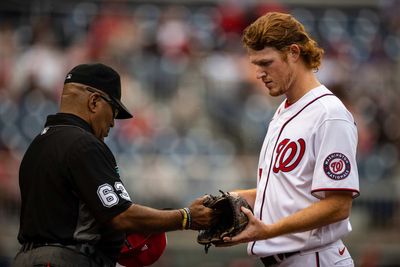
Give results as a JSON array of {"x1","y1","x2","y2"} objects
[{"x1": 0, "y1": 0, "x2": 400, "y2": 266}]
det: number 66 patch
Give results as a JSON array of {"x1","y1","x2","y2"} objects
[{"x1": 97, "y1": 182, "x2": 132, "y2": 207}]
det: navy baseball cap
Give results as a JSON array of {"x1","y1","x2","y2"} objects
[{"x1": 64, "y1": 63, "x2": 133, "y2": 119}]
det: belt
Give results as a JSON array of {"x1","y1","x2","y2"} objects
[
  {"x1": 20, "y1": 242, "x2": 113, "y2": 266},
  {"x1": 261, "y1": 251, "x2": 300, "y2": 266},
  {"x1": 21, "y1": 242, "x2": 94, "y2": 254}
]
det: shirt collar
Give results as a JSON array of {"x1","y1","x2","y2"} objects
[{"x1": 45, "y1": 113, "x2": 94, "y2": 134}]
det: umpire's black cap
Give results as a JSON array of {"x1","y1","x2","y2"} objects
[{"x1": 64, "y1": 63, "x2": 133, "y2": 119}]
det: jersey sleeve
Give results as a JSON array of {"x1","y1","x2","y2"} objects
[
  {"x1": 311, "y1": 119, "x2": 360, "y2": 199},
  {"x1": 67, "y1": 137, "x2": 132, "y2": 224}
]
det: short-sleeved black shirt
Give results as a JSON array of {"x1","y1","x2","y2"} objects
[{"x1": 18, "y1": 113, "x2": 132, "y2": 262}]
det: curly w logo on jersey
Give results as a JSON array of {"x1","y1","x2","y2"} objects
[{"x1": 273, "y1": 138, "x2": 306, "y2": 173}]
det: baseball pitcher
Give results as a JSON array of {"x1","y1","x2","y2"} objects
[{"x1": 222, "y1": 12, "x2": 360, "y2": 267}]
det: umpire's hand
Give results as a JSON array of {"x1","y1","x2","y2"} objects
[{"x1": 187, "y1": 196, "x2": 216, "y2": 230}]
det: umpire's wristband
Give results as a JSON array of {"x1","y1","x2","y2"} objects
[
  {"x1": 183, "y1": 207, "x2": 191, "y2": 229},
  {"x1": 179, "y1": 208, "x2": 188, "y2": 230}
]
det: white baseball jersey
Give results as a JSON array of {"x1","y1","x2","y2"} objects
[{"x1": 249, "y1": 85, "x2": 359, "y2": 257}]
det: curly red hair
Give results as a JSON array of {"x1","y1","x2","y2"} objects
[{"x1": 242, "y1": 12, "x2": 324, "y2": 70}]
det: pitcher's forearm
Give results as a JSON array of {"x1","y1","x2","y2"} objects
[{"x1": 232, "y1": 189, "x2": 257, "y2": 209}]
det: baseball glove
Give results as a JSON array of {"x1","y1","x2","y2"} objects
[{"x1": 197, "y1": 190, "x2": 252, "y2": 253}]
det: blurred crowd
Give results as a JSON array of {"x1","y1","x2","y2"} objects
[{"x1": 0, "y1": 0, "x2": 400, "y2": 264}]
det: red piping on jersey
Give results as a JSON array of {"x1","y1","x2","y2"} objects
[
  {"x1": 284, "y1": 99, "x2": 293, "y2": 108},
  {"x1": 250, "y1": 93, "x2": 334, "y2": 255},
  {"x1": 312, "y1": 188, "x2": 360, "y2": 199}
]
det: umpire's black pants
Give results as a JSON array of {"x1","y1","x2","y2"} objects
[{"x1": 11, "y1": 245, "x2": 112, "y2": 267}]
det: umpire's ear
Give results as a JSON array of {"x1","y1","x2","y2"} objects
[{"x1": 87, "y1": 92, "x2": 102, "y2": 115}]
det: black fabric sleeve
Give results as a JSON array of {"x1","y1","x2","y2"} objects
[{"x1": 67, "y1": 136, "x2": 132, "y2": 224}]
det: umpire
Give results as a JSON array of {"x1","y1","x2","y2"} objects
[{"x1": 13, "y1": 63, "x2": 214, "y2": 267}]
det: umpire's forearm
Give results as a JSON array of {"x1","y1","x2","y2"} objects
[{"x1": 110, "y1": 204, "x2": 182, "y2": 233}]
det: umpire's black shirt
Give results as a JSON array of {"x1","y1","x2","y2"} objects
[{"x1": 18, "y1": 113, "x2": 132, "y2": 262}]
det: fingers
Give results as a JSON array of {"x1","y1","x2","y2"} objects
[
  {"x1": 241, "y1": 206, "x2": 253, "y2": 216},
  {"x1": 219, "y1": 207, "x2": 254, "y2": 244},
  {"x1": 215, "y1": 241, "x2": 237, "y2": 247},
  {"x1": 192, "y1": 197, "x2": 204, "y2": 205},
  {"x1": 223, "y1": 236, "x2": 231, "y2": 242},
  {"x1": 188, "y1": 202, "x2": 215, "y2": 230},
  {"x1": 222, "y1": 233, "x2": 246, "y2": 244}
]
